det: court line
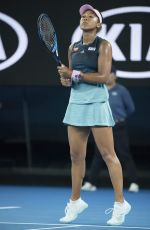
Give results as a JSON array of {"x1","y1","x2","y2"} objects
[
  {"x1": 0, "y1": 222, "x2": 150, "y2": 230},
  {"x1": 26, "y1": 226, "x2": 80, "y2": 230},
  {"x1": 0, "y1": 222, "x2": 63, "y2": 226},
  {"x1": 0, "y1": 206, "x2": 21, "y2": 209},
  {"x1": 26, "y1": 225, "x2": 150, "y2": 230}
]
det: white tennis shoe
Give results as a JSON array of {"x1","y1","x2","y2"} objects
[
  {"x1": 59, "y1": 198, "x2": 88, "y2": 223},
  {"x1": 106, "y1": 200, "x2": 131, "y2": 225},
  {"x1": 81, "y1": 182, "x2": 97, "y2": 191},
  {"x1": 128, "y1": 183, "x2": 139, "y2": 192}
]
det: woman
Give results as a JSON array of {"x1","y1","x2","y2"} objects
[{"x1": 57, "y1": 4, "x2": 131, "y2": 226}]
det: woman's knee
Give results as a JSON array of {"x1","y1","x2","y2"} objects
[
  {"x1": 100, "y1": 147, "x2": 118, "y2": 164},
  {"x1": 70, "y1": 149, "x2": 85, "y2": 164}
]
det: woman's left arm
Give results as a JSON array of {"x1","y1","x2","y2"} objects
[{"x1": 80, "y1": 40, "x2": 112, "y2": 84}]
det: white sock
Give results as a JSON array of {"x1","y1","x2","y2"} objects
[
  {"x1": 115, "y1": 199, "x2": 126, "y2": 207},
  {"x1": 70, "y1": 197, "x2": 81, "y2": 204}
]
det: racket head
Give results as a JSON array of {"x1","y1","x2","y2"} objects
[{"x1": 37, "y1": 13, "x2": 61, "y2": 65}]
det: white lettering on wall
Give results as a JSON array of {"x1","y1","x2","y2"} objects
[{"x1": 0, "y1": 36, "x2": 6, "y2": 60}]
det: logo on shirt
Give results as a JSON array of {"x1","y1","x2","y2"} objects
[
  {"x1": 88, "y1": 47, "x2": 96, "y2": 51},
  {"x1": 112, "y1": 91, "x2": 118, "y2": 96},
  {"x1": 73, "y1": 47, "x2": 79, "y2": 52},
  {"x1": 80, "y1": 50, "x2": 85, "y2": 54}
]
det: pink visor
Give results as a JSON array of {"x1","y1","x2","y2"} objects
[{"x1": 79, "y1": 4, "x2": 102, "y2": 23}]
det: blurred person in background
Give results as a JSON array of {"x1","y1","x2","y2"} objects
[{"x1": 82, "y1": 65, "x2": 139, "y2": 192}]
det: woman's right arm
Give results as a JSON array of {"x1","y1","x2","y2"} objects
[{"x1": 57, "y1": 44, "x2": 73, "y2": 87}]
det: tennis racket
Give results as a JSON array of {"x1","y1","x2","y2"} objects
[{"x1": 37, "y1": 13, "x2": 62, "y2": 66}]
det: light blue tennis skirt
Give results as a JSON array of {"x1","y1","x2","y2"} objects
[{"x1": 63, "y1": 101, "x2": 115, "y2": 127}]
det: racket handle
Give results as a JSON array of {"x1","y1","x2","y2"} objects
[
  {"x1": 53, "y1": 55, "x2": 62, "y2": 66},
  {"x1": 57, "y1": 60, "x2": 62, "y2": 66}
]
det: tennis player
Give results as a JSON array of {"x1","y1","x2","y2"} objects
[{"x1": 57, "y1": 4, "x2": 131, "y2": 225}]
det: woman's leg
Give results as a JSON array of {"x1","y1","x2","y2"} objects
[
  {"x1": 92, "y1": 126, "x2": 123, "y2": 203},
  {"x1": 68, "y1": 125, "x2": 90, "y2": 200},
  {"x1": 59, "y1": 126, "x2": 90, "y2": 223}
]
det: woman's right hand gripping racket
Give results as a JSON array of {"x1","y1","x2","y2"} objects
[{"x1": 37, "y1": 13, "x2": 62, "y2": 66}]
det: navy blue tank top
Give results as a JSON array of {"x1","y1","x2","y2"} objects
[{"x1": 69, "y1": 36, "x2": 109, "y2": 104}]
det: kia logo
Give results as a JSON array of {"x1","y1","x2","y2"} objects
[
  {"x1": 0, "y1": 12, "x2": 28, "y2": 71},
  {"x1": 71, "y1": 6, "x2": 150, "y2": 79}
]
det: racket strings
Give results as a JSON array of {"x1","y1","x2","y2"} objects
[{"x1": 39, "y1": 16, "x2": 56, "y2": 51}]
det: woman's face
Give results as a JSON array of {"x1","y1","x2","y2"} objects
[{"x1": 80, "y1": 10, "x2": 100, "y2": 32}]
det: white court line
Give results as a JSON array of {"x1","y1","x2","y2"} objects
[
  {"x1": 26, "y1": 225, "x2": 80, "y2": 230},
  {"x1": 0, "y1": 222, "x2": 76, "y2": 229},
  {"x1": 0, "y1": 222, "x2": 67, "y2": 226},
  {"x1": 0, "y1": 222, "x2": 150, "y2": 230},
  {"x1": 0, "y1": 206, "x2": 21, "y2": 209},
  {"x1": 25, "y1": 225, "x2": 150, "y2": 230}
]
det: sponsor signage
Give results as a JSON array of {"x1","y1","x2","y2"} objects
[{"x1": 0, "y1": 12, "x2": 28, "y2": 71}]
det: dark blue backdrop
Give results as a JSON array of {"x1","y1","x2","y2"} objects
[{"x1": 0, "y1": 0, "x2": 150, "y2": 168}]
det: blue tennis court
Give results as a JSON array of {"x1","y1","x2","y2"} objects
[{"x1": 0, "y1": 185, "x2": 150, "y2": 230}]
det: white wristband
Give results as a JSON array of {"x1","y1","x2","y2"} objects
[{"x1": 71, "y1": 70, "x2": 81, "y2": 83}]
